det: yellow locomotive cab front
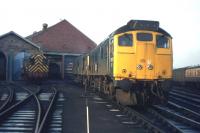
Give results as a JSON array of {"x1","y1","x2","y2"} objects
[{"x1": 113, "y1": 31, "x2": 172, "y2": 81}]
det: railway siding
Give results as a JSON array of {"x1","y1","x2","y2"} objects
[{"x1": 0, "y1": 83, "x2": 65, "y2": 133}]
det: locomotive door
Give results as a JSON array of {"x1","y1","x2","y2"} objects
[
  {"x1": 136, "y1": 34, "x2": 155, "y2": 79},
  {"x1": 145, "y1": 43, "x2": 155, "y2": 79}
]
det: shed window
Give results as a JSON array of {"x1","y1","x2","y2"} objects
[
  {"x1": 118, "y1": 34, "x2": 133, "y2": 46},
  {"x1": 156, "y1": 35, "x2": 169, "y2": 48}
]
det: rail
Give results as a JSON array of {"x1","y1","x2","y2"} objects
[
  {"x1": 0, "y1": 87, "x2": 14, "y2": 112},
  {"x1": 153, "y1": 105, "x2": 200, "y2": 131},
  {"x1": 37, "y1": 87, "x2": 58, "y2": 133}
]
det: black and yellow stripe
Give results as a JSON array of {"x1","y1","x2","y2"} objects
[
  {"x1": 26, "y1": 54, "x2": 48, "y2": 74},
  {"x1": 28, "y1": 55, "x2": 48, "y2": 73}
]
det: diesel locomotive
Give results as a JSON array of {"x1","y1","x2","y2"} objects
[
  {"x1": 73, "y1": 20, "x2": 173, "y2": 105},
  {"x1": 23, "y1": 53, "x2": 49, "y2": 81}
]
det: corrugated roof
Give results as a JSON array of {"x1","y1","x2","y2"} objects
[{"x1": 27, "y1": 20, "x2": 96, "y2": 54}]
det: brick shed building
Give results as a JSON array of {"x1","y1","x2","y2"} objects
[
  {"x1": 0, "y1": 31, "x2": 41, "y2": 81},
  {"x1": 27, "y1": 20, "x2": 96, "y2": 79}
]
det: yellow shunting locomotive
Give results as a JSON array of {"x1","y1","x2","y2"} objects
[
  {"x1": 23, "y1": 54, "x2": 49, "y2": 80},
  {"x1": 73, "y1": 20, "x2": 173, "y2": 105}
]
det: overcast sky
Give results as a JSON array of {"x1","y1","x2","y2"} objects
[{"x1": 0, "y1": 0, "x2": 199, "y2": 68}]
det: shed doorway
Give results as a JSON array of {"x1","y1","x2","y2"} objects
[
  {"x1": 48, "y1": 63, "x2": 61, "y2": 79},
  {"x1": 0, "y1": 52, "x2": 6, "y2": 80}
]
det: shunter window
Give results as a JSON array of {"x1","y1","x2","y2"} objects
[
  {"x1": 137, "y1": 33, "x2": 153, "y2": 41},
  {"x1": 118, "y1": 34, "x2": 133, "y2": 46},
  {"x1": 156, "y1": 35, "x2": 169, "y2": 48}
]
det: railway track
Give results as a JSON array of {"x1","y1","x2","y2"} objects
[
  {"x1": 153, "y1": 104, "x2": 200, "y2": 133},
  {"x1": 132, "y1": 86, "x2": 200, "y2": 133},
  {"x1": 93, "y1": 92, "x2": 179, "y2": 133},
  {"x1": 0, "y1": 84, "x2": 39, "y2": 132},
  {"x1": 0, "y1": 83, "x2": 64, "y2": 133},
  {"x1": 169, "y1": 87, "x2": 200, "y2": 113},
  {"x1": 172, "y1": 86, "x2": 200, "y2": 96},
  {"x1": 93, "y1": 88, "x2": 200, "y2": 133},
  {"x1": 37, "y1": 87, "x2": 58, "y2": 133},
  {"x1": 0, "y1": 87, "x2": 14, "y2": 112},
  {"x1": 117, "y1": 104, "x2": 190, "y2": 133}
]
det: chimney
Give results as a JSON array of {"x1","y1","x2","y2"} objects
[{"x1": 42, "y1": 23, "x2": 48, "y2": 30}]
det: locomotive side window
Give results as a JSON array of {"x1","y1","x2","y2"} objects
[
  {"x1": 100, "y1": 47, "x2": 103, "y2": 59},
  {"x1": 103, "y1": 39, "x2": 109, "y2": 58},
  {"x1": 137, "y1": 33, "x2": 153, "y2": 41},
  {"x1": 118, "y1": 34, "x2": 133, "y2": 46},
  {"x1": 156, "y1": 35, "x2": 169, "y2": 48}
]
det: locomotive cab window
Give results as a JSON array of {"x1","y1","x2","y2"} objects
[
  {"x1": 137, "y1": 33, "x2": 153, "y2": 41},
  {"x1": 118, "y1": 34, "x2": 133, "y2": 46},
  {"x1": 156, "y1": 35, "x2": 169, "y2": 48}
]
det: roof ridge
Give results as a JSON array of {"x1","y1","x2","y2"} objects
[
  {"x1": 0, "y1": 31, "x2": 40, "y2": 50},
  {"x1": 27, "y1": 19, "x2": 96, "y2": 47},
  {"x1": 61, "y1": 20, "x2": 96, "y2": 47}
]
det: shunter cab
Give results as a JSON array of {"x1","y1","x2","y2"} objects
[{"x1": 113, "y1": 20, "x2": 172, "y2": 81}]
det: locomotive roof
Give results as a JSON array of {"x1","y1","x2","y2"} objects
[{"x1": 113, "y1": 20, "x2": 172, "y2": 38}]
